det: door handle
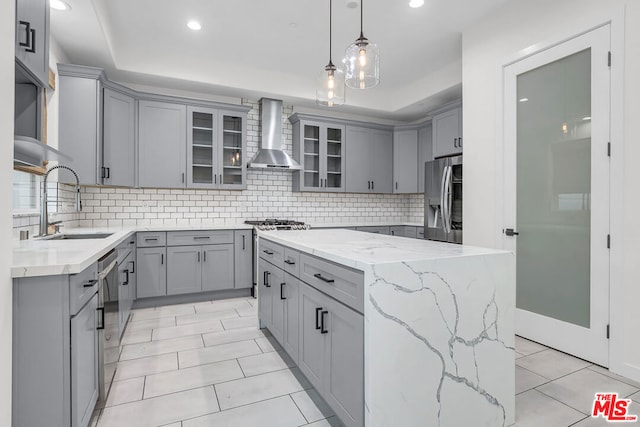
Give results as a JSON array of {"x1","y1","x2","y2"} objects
[
  {"x1": 368, "y1": 181, "x2": 371, "y2": 190},
  {"x1": 26, "y1": 28, "x2": 36, "y2": 53},
  {"x1": 263, "y1": 271, "x2": 271, "y2": 287},
  {"x1": 263, "y1": 249, "x2": 274, "y2": 255},
  {"x1": 161, "y1": 253, "x2": 164, "y2": 265},
  {"x1": 315, "y1": 307, "x2": 322, "y2": 330},
  {"x1": 182, "y1": 173, "x2": 185, "y2": 183},
  {"x1": 203, "y1": 251, "x2": 206, "y2": 262},
  {"x1": 215, "y1": 174, "x2": 217, "y2": 184},
  {"x1": 193, "y1": 236, "x2": 210, "y2": 240},
  {"x1": 19, "y1": 21, "x2": 31, "y2": 47},
  {"x1": 96, "y1": 307, "x2": 105, "y2": 330},
  {"x1": 242, "y1": 234, "x2": 245, "y2": 250},
  {"x1": 454, "y1": 138, "x2": 458, "y2": 148},
  {"x1": 123, "y1": 270, "x2": 129, "y2": 285},
  {"x1": 314, "y1": 273, "x2": 334, "y2": 283},
  {"x1": 504, "y1": 228, "x2": 519, "y2": 237},
  {"x1": 371, "y1": 181, "x2": 374, "y2": 190},
  {"x1": 197, "y1": 252, "x2": 200, "y2": 262},
  {"x1": 280, "y1": 283, "x2": 286, "y2": 300},
  {"x1": 129, "y1": 261, "x2": 135, "y2": 273},
  {"x1": 320, "y1": 310, "x2": 328, "y2": 334},
  {"x1": 83, "y1": 279, "x2": 98, "y2": 288},
  {"x1": 284, "y1": 259, "x2": 295, "y2": 265}
]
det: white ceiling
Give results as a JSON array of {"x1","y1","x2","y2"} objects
[{"x1": 50, "y1": 0, "x2": 510, "y2": 122}]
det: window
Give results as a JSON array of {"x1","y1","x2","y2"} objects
[{"x1": 13, "y1": 170, "x2": 41, "y2": 213}]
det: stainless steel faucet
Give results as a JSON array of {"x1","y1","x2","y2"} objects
[{"x1": 39, "y1": 165, "x2": 81, "y2": 237}]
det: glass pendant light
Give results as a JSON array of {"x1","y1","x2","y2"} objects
[
  {"x1": 344, "y1": 0, "x2": 379, "y2": 89},
  {"x1": 316, "y1": 0, "x2": 345, "y2": 107}
]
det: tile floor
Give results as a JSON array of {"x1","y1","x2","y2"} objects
[{"x1": 91, "y1": 297, "x2": 640, "y2": 427}]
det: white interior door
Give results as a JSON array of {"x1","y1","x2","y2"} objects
[{"x1": 503, "y1": 25, "x2": 610, "y2": 366}]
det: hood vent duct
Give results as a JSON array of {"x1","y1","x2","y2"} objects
[{"x1": 247, "y1": 98, "x2": 301, "y2": 170}]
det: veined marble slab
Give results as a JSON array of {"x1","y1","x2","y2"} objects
[{"x1": 259, "y1": 229, "x2": 515, "y2": 427}]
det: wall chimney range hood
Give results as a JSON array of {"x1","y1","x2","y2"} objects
[{"x1": 247, "y1": 98, "x2": 301, "y2": 170}]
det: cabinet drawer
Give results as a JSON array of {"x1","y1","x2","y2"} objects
[
  {"x1": 137, "y1": 232, "x2": 167, "y2": 247},
  {"x1": 167, "y1": 230, "x2": 233, "y2": 246},
  {"x1": 417, "y1": 227, "x2": 425, "y2": 239},
  {"x1": 355, "y1": 226, "x2": 390, "y2": 235},
  {"x1": 259, "y1": 238, "x2": 284, "y2": 269},
  {"x1": 283, "y1": 248, "x2": 300, "y2": 277},
  {"x1": 69, "y1": 263, "x2": 98, "y2": 316},
  {"x1": 299, "y1": 253, "x2": 364, "y2": 313}
]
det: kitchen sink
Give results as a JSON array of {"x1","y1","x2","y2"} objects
[{"x1": 44, "y1": 233, "x2": 114, "y2": 240}]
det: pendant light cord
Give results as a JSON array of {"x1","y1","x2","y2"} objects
[
  {"x1": 360, "y1": 0, "x2": 364, "y2": 38},
  {"x1": 329, "y1": 0, "x2": 332, "y2": 61}
]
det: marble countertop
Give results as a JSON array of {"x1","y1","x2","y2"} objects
[
  {"x1": 258, "y1": 229, "x2": 508, "y2": 270},
  {"x1": 310, "y1": 221, "x2": 423, "y2": 228}
]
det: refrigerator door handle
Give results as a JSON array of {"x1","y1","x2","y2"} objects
[
  {"x1": 446, "y1": 165, "x2": 453, "y2": 234},
  {"x1": 440, "y1": 164, "x2": 448, "y2": 233}
]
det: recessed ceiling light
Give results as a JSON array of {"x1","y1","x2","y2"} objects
[
  {"x1": 582, "y1": 116, "x2": 592, "y2": 121},
  {"x1": 409, "y1": 0, "x2": 424, "y2": 8},
  {"x1": 50, "y1": 0, "x2": 71, "y2": 11},
  {"x1": 519, "y1": 97, "x2": 529, "y2": 102},
  {"x1": 187, "y1": 20, "x2": 202, "y2": 31}
]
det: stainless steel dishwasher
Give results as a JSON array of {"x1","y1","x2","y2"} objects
[{"x1": 96, "y1": 249, "x2": 119, "y2": 404}]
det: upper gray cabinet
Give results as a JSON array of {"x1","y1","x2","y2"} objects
[
  {"x1": 417, "y1": 123, "x2": 433, "y2": 193},
  {"x1": 291, "y1": 118, "x2": 346, "y2": 192},
  {"x1": 346, "y1": 125, "x2": 393, "y2": 194},
  {"x1": 15, "y1": 0, "x2": 49, "y2": 87},
  {"x1": 103, "y1": 88, "x2": 135, "y2": 187},
  {"x1": 138, "y1": 100, "x2": 187, "y2": 188},
  {"x1": 432, "y1": 106, "x2": 462, "y2": 158},
  {"x1": 393, "y1": 129, "x2": 419, "y2": 193}
]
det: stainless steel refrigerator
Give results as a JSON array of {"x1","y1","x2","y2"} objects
[{"x1": 424, "y1": 155, "x2": 462, "y2": 244}]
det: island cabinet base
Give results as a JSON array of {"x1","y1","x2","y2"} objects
[{"x1": 258, "y1": 240, "x2": 365, "y2": 427}]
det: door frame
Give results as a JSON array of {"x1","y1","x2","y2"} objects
[{"x1": 494, "y1": 9, "x2": 625, "y2": 370}]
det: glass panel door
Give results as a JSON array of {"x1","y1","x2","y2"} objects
[
  {"x1": 191, "y1": 111, "x2": 214, "y2": 185},
  {"x1": 325, "y1": 127, "x2": 343, "y2": 189},
  {"x1": 303, "y1": 125, "x2": 320, "y2": 189},
  {"x1": 221, "y1": 114, "x2": 244, "y2": 186}
]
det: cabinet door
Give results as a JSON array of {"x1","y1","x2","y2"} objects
[
  {"x1": 15, "y1": 0, "x2": 49, "y2": 87},
  {"x1": 324, "y1": 125, "x2": 346, "y2": 192},
  {"x1": 393, "y1": 129, "x2": 418, "y2": 193},
  {"x1": 139, "y1": 100, "x2": 186, "y2": 188},
  {"x1": 136, "y1": 247, "x2": 167, "y2": 298},
  {"x1": 325, "y1": 297, "x2": 364, "y2": 427},
  {"x1": 219, "y1": 111, "x2": 247, "y2": 189},
  {"x1": 167, "y1": 245, "x2": 202, "y2": 295},
  {"x1": 118, "y1": 257, "x2": 132, "y2": 337},
  {"x1": 187, "y1": 106, "x2": 218, "y2": 188},
  {"x1": 269, "y1": 267, "x2": 286, "y2": 344},
  {"x1": 234, "y1": 230, "x2": 253, "y2": 289},
  {"x1": 300, "y1": 122, "x2": 322, "y2": 191},
  {"x1": 258, "y1": 258, "x2": 274, "y2": 329},
  {"x1": 283, "y1": 273, "x2": 300, "y2": 363},
  {"x1": 370, "y1": 129, "x2": 393, "y2": 193},
  {"x1": 433, "y1": 107, "x2": 462, "y2": 158},
  {"x1": 345, "y1": 126, "x2": 370, "y2": 193},
  {"x1": 103, "y1": 88, "x2": 135, "y2": 187},
  {"x1": 202, "y1": 244, "x2": 235, "y2": 291},
  {"x1": 298, "y1": 283, "x2": 328, "y2": 392},
  {"x1": 71, "y1": 293, "x2": 99, "y2": 427},
  {"x1": 417, "y1": 123, "x2": 433, "y2": 193}
]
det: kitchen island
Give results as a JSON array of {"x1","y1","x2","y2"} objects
[{"x1": 257, "y1": 229, "x2": 515, "y2": 427}]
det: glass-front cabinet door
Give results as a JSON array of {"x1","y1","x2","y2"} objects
[
  {"x1": 219, "y1": 111, "x2": 247, "y2": 189},
  {"x1": 324, "y1": 126, "x2": 345, "y2": 191},
  {"x1": 187, "y1": 107, "x2": 218, "y2": 187},
  {"x1": 303, "y1": 124, "x2": 321, "y2": 189}
]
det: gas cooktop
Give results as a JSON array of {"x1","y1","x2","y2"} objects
[{"x1": 244, "y1": 219, "x2": 310, "y2": 231}]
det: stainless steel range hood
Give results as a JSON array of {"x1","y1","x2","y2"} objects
[{"x1": 247, "y1": 98, "x2": 301, "y2": 170}]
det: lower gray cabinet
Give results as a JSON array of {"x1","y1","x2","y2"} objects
[
  {"x1": 283, "y1": 273, "x2": 300, "y2": 363},
  {"x1": 202, "y1": 244, "x2": 234, "y2": 291},
  {"x1": 268, "y1": 265, "x2": 286, "y2": 344},
  {"x1": 258, "y1": 258, "x2": 274, "y2": 329},
  {"x1": 118, "y1": 250, "x2": 135, "y2": 336},
  {"x1": 234, "y1": 230, "x2": 253, "y2": 289},
  {"x1": 298, "y1": 282, "x2": 327, "y2": 391},
  {"x1": 71, "y1": 293, "x2": 99, "y2": 427},
  {"x1": 355, "y1": 226, "x2": 390, "y2": 235},
  {"x1": 137, "y1": 247, "x2": 167, "y2": 298},
  {"x1": 390, "y1": 225, "x2": 418, "y2": 238},
  {"x1": 167, "y1": 245, "x2": 202, "y2": 295}
]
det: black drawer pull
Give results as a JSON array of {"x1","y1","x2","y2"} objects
[
  {"x1": 145, "y1": 238, "x2": 158, "y2": 241},
  {"x1": 280, "y1": 283, "x2": 286, "y2": 300},
  {"x1": 314, "y1": 273, "x2": 334, "y2": 283},
  {"x1": 320, "y1": 310, "x2": 328, "y2": 334},
  {"x1": 263, "y1": 271, "x2": 271, "y2": 287},
  {"x1": 284, "y1": 259, "x2": 296, "y2": 265},
  {"x1": 129, "y1": 260, "x2": 135, "y2": 273},
  {"x1": 19, "y1": 21, "x2": 31, "y2": 47},
  {"x1": 83, "y1": 279, "x2": 98, "y2": 288},
  {"x1": 263, "y1": 250, "x2": 274, "y2": 255},
  {"x1": 315, "y1": 307, "x2": 322, "y2": 330},
  {"x1": 97, "y1": 307, "x2": 105, "y2": 330},
  {"x1": 194, "y1": 236, "x2": 210, "y2": 240},
  {"x1": 123, "y1": 270, "x2": 129, "y2": 285}
]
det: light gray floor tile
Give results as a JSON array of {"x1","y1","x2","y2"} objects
[
  {"x1": 121, "y1": 329, "x2": 152, "y2": 346},
  {"x1": 587, "y1": 365, "x2": 640, "y2": 389},
  {"x1": 256, "y1": 336, "x2": 283, "y2": 353},
  {"x1": 144, "y1": 359, "x2": 244, "y2": 398},
  {"x1": 238, "y1": 351, "x2": 295, "y2": 377},
  {"x1": 631, "y1": 390, "x2": 640, "y2": 403},
  {"x1": 202, "y1": 327, "x2": 270, "y2": 347},
  {"x1": 132, "y1": 305, "x2": 195, "y2": 321},
  {"x1": 235, "y1": 305, "x2": 258, "y2": 317},
  {"x1": 305, "y1": 416, "x2": 343, "y2": 427},
  {"x1": 516, "y1": 348, "x2": 591, "y2": 380},
  {"x1": 537, "y1": 368, "x2": 639, "y2": 414},
  {"x1": 291, "y1": 389, "x2": 335, "y2": 423},
  {"x1": 89, "y1": 409, "x2": 101, "y2": 427},
  {"x1": 98, "y1": 386, "x2": 218, "y2": 427},
  {"x1": 221, "y1": 316, "x2": 259, "y2": 330},
  {"x1": 571, "y1": 400, "x2": 640, "y2": 426},
  {"x1": 125, "y1": 316, "x2": 176, "y2": 332},
  {"x1": 246, "y1": 298, "x2": 257, "y2": 307},
  {"x1": 114, "y1": 353, "x2": 178, "y2": 381},
  {"x1": 515, "y1": 351, "x2": 526, "y2": 359},
  {"x1": 152, "y1": 319, "x2": 224, "y2": 341},
  {"x1": 196, "y1": 299, "x2": 253, "y2": 314},
  {"x1": 215, "y1": 368, "x2": 310, "y2": 410},
  {"x1": 120, "y1": 335, "x2": 203, "y2": 361},
  {"x1": 515, "y1": 366, "x2": 548, "y2": 394},
  {"x1": 176, "y1": 309, "x2": 240, "y2": 326},
  {"x1": 179, "y1": 340, "x2": 262, "y2": 369},
  {"x1": 515, "y1": 336, "x2": 548, "y2": 356},
  {"x1": 98, "y1": 377, "x2": 144, "y2": 408},
  {"x1": 182, "y1": 395, "x2": 306, "y2": 427},
  {"x1": 514, "y1": 389, "x2": 585, "y2": 427}
]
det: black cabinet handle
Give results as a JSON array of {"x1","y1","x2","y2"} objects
[
  {"x1": 459, "y1": 137, "x2": 462, "y2": 147},
  {"x1": 215, "y1": 174, "x2": 217, "y2": 184},
  {"x1": 284, "y1": 259, "x2": 295, "y2": 265},
  {"x1": 454, "y1": 138, "x2": 458, "y2": 148},
  {"x1": 320, "y1": 310, "x2": 328, "y2": 334},
  {"x1": 504, "y1": 228, "x2": 519, "y2": 237},
  {"x1": 263, "y1": 271, "x2": 271, "y2": 287},
  {"x1": 194, "y1": 236, "x2": 210, "y2": 240},
  {"x1": 26, "y1": 28, "x2": 36, "y2": 53},
  {"x1": 197, "y1": 252, "x2": 200, "y2": 262},
  {"x1": 83, "y1": 279, "x2": 98, "y2": 288},
  {"x1": 182, "y1": 173, "x2": 185, "y2": 183},
  {"x1": 97, "y1": 307, "x2": 105, "y2": 330},
  {"x1": 145, "y1": 238, "x2": 158, "y2": 242},
  {"x1": 220, "y1": 174, "x2": 223, "y2": 184},
  {"x1": 314, "y1": 273, "x2": 334, "y2": 283},
  {"x1": 368, "y1": 181, "x2": 371, "y2": 190},
  {"x1": 263, "y1": 249, "x2": 274, "y2": 255},
  {"x1": 203, "y1": 251, "x2": 207, "y2": 262},
  {"x1": 19, "y1": 21, "x2": 31, "y2": 47},
  {"x1": 242, "y1": 234, "x2": 245, "y2": 250},
  {"x1": 105, "y1": 167, "x2": 110, "y2": 179},
  {"x1": 395, "y1": 182, "x2": 398, "y2": 190},
  {"x1": 161, "y1": 253, "x2": 164, "y2": 265},
  {"x1": 371, "y1": 181, "x2": 374, "y2": 190},
  {"x1": 391, "y1": 230, "x2": 395, "y2": 236},
  {"x1": 315, "y1": 307, "x2": 322, "y2": 330},
  {"x1": 123, "y1": 270, "x2": 129, "y2": 285},
  {"x1": 129, "y1": 261, "x2": 135, "y2": 273},
  {"x1": 280, "y1": 283, "x2": 286, "y2": 300}
]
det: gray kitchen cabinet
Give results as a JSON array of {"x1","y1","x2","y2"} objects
[
  {"x1": 219, "y1": 110, "x2": 248, "y2": 189},
  {"x1": 292, "y1": 119, "x2": 346, "y2": 192},
  {"x1": 393, "y1": 129, "x2": 419, "y2": 193},
  {"x1": 138, "y1": 100, "x2": 187, "y2": 188},
  {"x1": 103, "y1": 88, "x2": 135, "y2": 187},
  {"x1": 298, "y1": 282, "x2": 327, "y2": 392},
  {"x1": 432, "y1": 106, "x2": 462, "y2": 158},
  {"x1": 167, "y1": 245, "x2": 202, "y2": 295},
  {"x1": 202, "y1": 244, "x2": 235, "y2": 291},
  {"x1": 136, "y1": 247, "x2": 167, "y2": 298},
  {"x1": 15, "y1": 0, "x2": 49, "y2": 87},
  {"x1": 417, "y1": 226, "x2": 425, "y2": 239},
  {"x1": 390, "y1": 226, "x2": 418, "y2": 238},
  {"x1": 268, "y1": 264, "x2": 286, "y2": 344},
  {"x1": 346, "y1": 125, "x2": 393, "y2": 193},
  {"x1": 355, "y1": 225, "x2": 390, "y2": 236},
  {"x1": 258, "y1": 258, "x2": 274, "y2": 329},
  {"x1": 234, "y1": 230, "x2": 253, "y2": 289},
  {"x1": 71, "y1": 293, "x2": 99, "y2": 427},
  {"x1": 417, "y1": 123, "x2": 433, "y2": 193},
  {"x1": 283, "y1": 273, "x2": 300, "y2": 363},
  {"x1": 118, "y1": 248, "x2": 135, "y2": 337}
]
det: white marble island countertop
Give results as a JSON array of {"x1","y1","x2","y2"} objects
[{"x1": 259, "y1": 229, "x2": 516, "y2": 427}]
